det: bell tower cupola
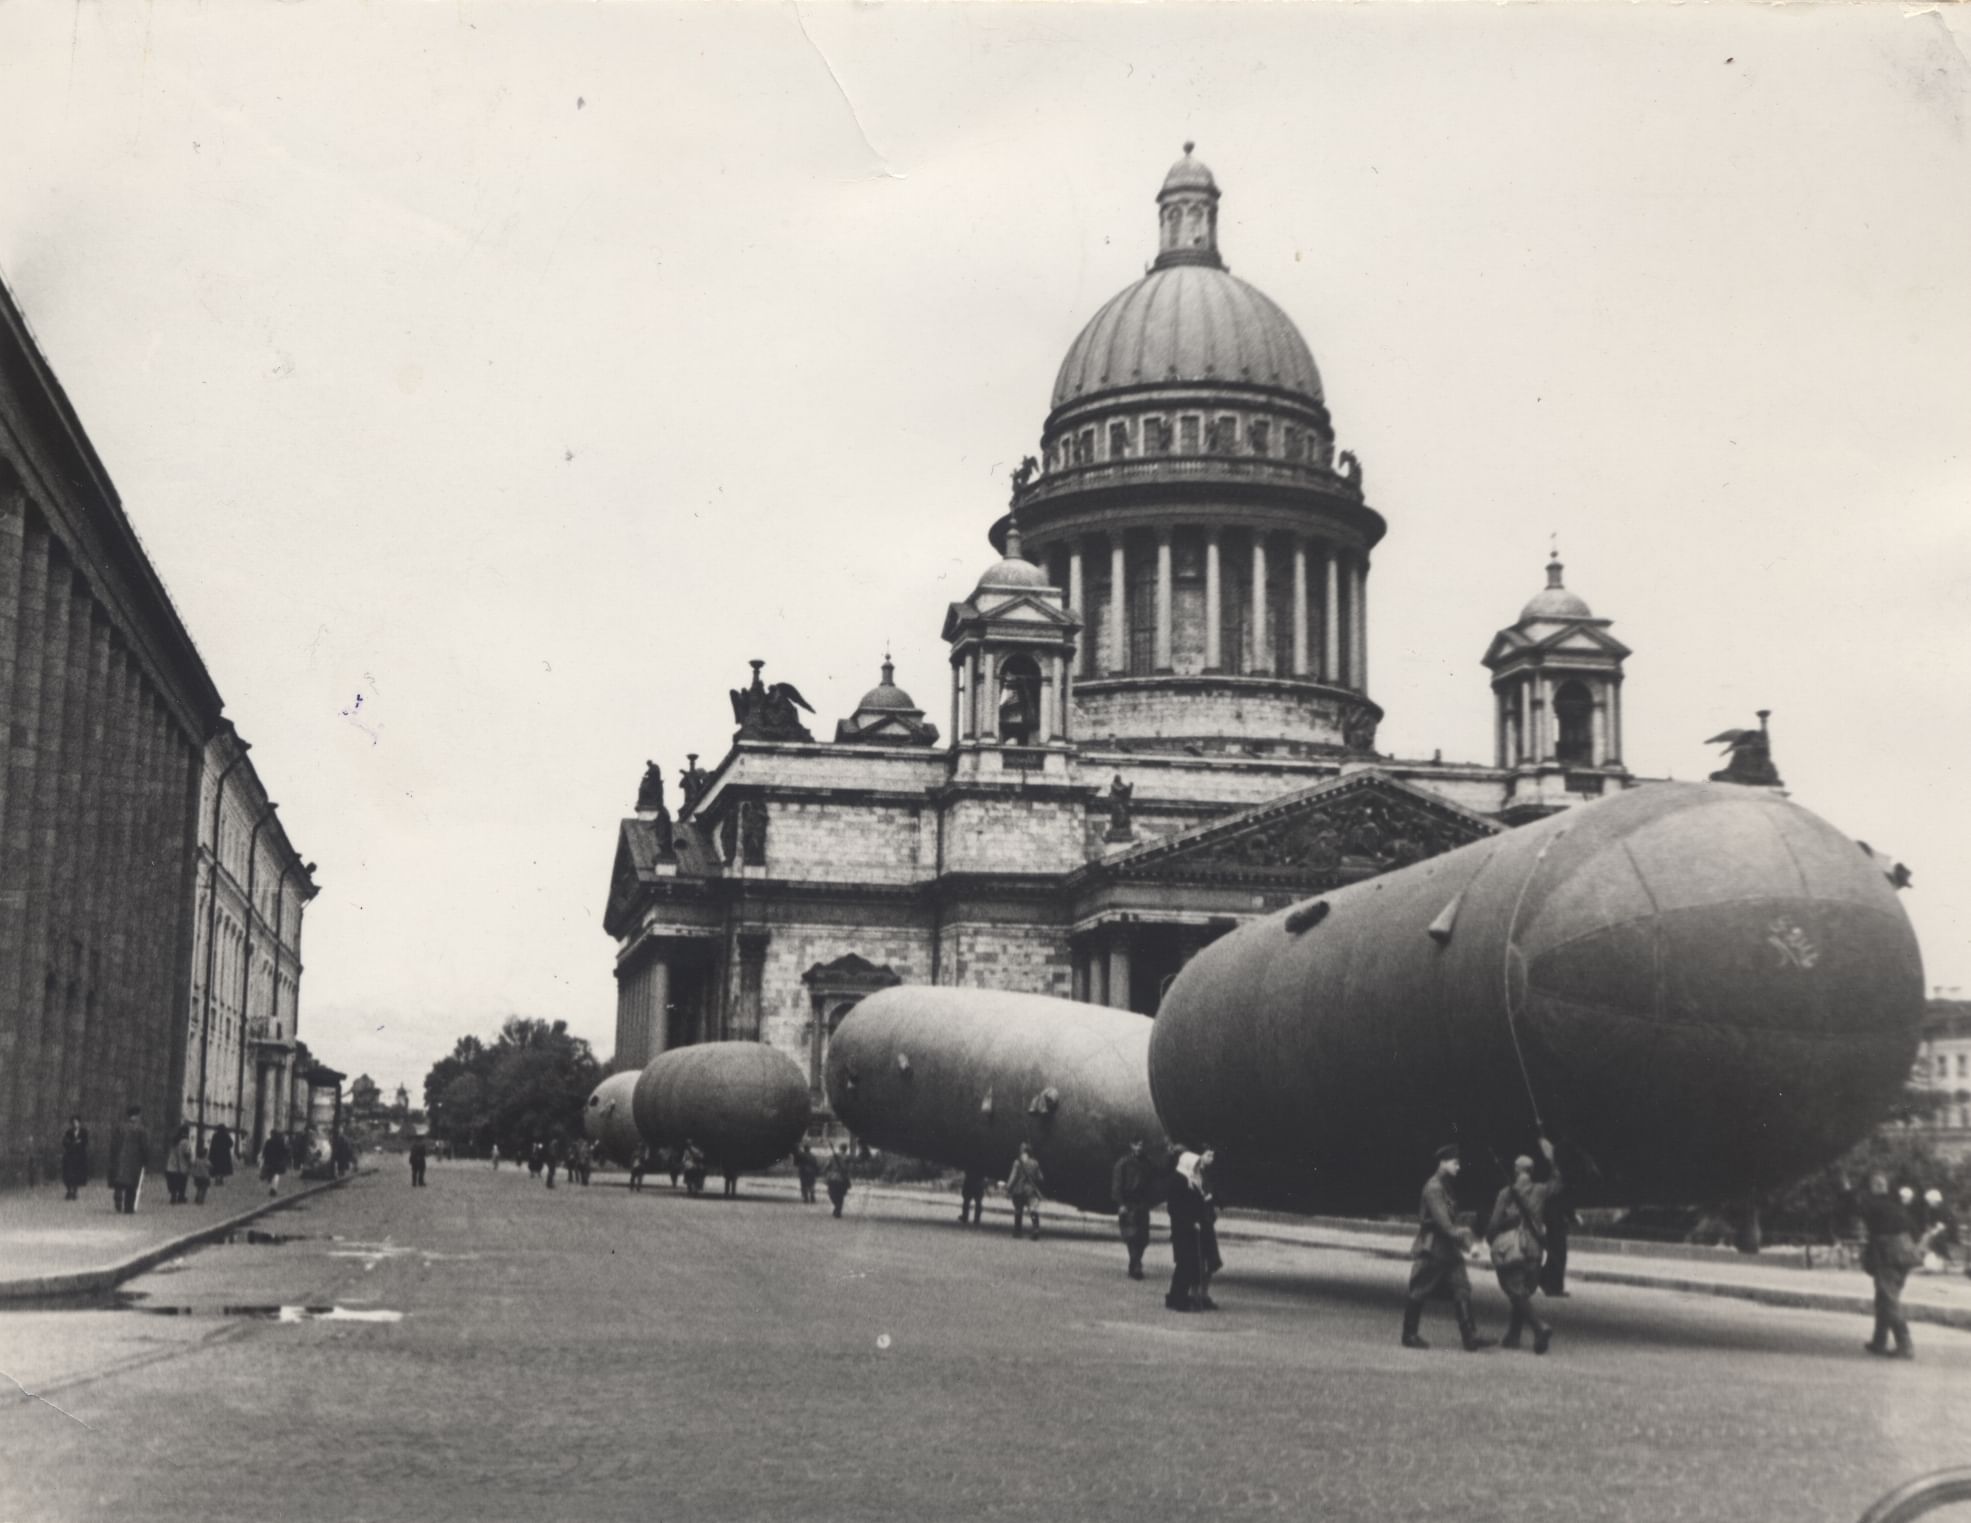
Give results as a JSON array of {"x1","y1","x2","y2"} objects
[
  {"x1": 1155, "y1": 142, "x2": 1223, "y2": 271},
  {"x1": 1483, "y1": 547, "x2": 1632, "y2": 822}
]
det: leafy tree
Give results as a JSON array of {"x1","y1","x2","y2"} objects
[{"x1": 421, "y1": 1019, "x2": 600, "y2": 1156}]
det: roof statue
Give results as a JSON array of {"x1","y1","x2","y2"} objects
[
  {"x1": 1706, "y1": 710, "x2": 1784, "y2": 788},
  {"x1": 731, "y1": 659, "x2": 814, "y2": 742}
]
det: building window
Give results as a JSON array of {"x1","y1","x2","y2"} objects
[
  {"x1": 1109, "y1": 420, "x2": 1132, "y2": 459},
  {"x1": 1283, "y1": 425, "x2": 1302, "y2": 461},
  {"x1": 1249, "y1": 419, "x2": 1270, "y2": 456},
  {"x1": 1077, "y1": 428, "x2": 1095, "y2": 465},
  {"x1": 1959, "y1": 1052, "x2": 1967, "y2": 1077},
  {"x1": 1206, "y1": 415, "x2": 1238, "y2": 454},
  {"x1": 1146, "y1": 417, "x2": 1173, "y2": 455},
  {"x1": 1179, "y1": 415, "x2": 1200, "y2": 453}
]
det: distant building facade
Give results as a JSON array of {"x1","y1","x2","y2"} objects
[
  {"x1": 603, "y1": 150, "x2": 1643, "y2": 1129},
  {"x1": 1911, "y1": 998, "x2": 1971, "y2": 1161},
  {"x1": 0, "y1": 276, "x2": 318, "y2": 1180}
]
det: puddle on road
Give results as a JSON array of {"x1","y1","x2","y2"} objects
[
  {"x1": 122, "y1": 1298, "x2": 404, "y2": 1323},
  {"x1": 217, "y1": 1229, "x2": 325, "y2": 1247}
]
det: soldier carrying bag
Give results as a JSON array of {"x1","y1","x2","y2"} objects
[{"x1": 1489, "y1": 1180, "x2": 1548, "y2": 1271}]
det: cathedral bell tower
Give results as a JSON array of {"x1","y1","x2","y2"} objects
[
  {"x1": 1483, "y1": 551, "x2": 1631, "y2": 821},
  {"x1": 941, "y1": 518, "x2": 1081, "y2": 778}
]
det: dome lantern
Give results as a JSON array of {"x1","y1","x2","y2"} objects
[{"x1": 1155, "y1": 141, "x2": 1223, "y2": 271}]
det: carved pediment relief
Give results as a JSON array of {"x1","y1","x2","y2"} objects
[{"x1": 1101, "y1": 773, "x2": 1499, "y2": 891}]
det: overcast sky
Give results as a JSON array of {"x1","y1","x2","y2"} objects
[{"x1": 2, "y1": 2, "x2": 1966, "y2": 1099}]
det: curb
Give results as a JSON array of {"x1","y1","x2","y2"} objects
[{"x1": 0, "y1": 1168, "x2": 366, "y2": 1302}]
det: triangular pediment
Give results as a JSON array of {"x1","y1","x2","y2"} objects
[
  {"x1": 603, "y1": 824, "x2": 648, "y2": 940},
  {"x1": 1096, "y1": 771, "x2": 1501, "y2": 890},
  {"x1": 943, "y1": 592, "x2": 1079, "y2": 641}
]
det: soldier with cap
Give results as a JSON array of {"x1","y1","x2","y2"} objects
[
  {"x1": 1402, "y1": 1142, "x2": 1492, "y2": 1352},
  {"x1": 1486, "y1": 1138, "x2": 1561, "y2": 1354},
  {"x1": 1005, "y1": 1142, "x2": 1045, "y2": 1240},
  {"x1": 1110, "y1": 1139, "x2": 1160, "y2": 1279}
]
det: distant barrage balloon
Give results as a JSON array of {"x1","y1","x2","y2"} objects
[
  {"x1": 632, "y1": 1043, "x2": 812, "y2": 1172},
  {"x1": 583, "y1": 1072, "x2": 642, "y2": 1166}
]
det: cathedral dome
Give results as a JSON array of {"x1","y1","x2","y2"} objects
[
  {"x1": 1520, "y1": 555, "x2": 1592, "y2": 622},
  {"x1": 1050, "y1": 266, "x2": 1324, "y2": 409},
  {"x1": 1050, "y1": 144, "x2": 1324, "y2": 410},
  {"x1": 972, "y1": 520, "x2": 1052, "y2": 596}
]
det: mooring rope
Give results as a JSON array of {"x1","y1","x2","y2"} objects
[{"x1": 1499, "y1": 831, "x2": 1564, "y2": 1133}]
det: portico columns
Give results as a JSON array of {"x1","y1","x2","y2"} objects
[
  {"x1": 1037, "y1": 659, "x2": 1054, "y2": 743},
  {"x1": 1518, "y1": 680, "x2": 1533, "y2": 767},
  {"x1": 1107, "y1": 933, "x2": 1132, "y2": 1013},
  {"x1": 1068, "y1": 544, "x2": 1085, "y2": 678},
  {"x1": 1351, "y1": 554, "x2": 1368, "y2": 692},
  {"x1": 1204, "y1": 530, "x2": 1222, "y2": 671},
  {"x1": 980, "y1": 650, "x2": 999, "y2": 741},
  {"x1": 1322, "y1": 549, "x2": 1340, "y2": 684},
  {"x1": 648, "y1": 956, "x2": 671, "y2": 1062},
  {"x1": 1249, "y1": 535, "x2": 1269, "y2": 675},
  {"x1": 1108, "y1": 535, "x2": 1126, "y2": 675},
  {"x1": 1291, "y1": 539, "x2": 1310, "y2": 677},
  {"x1": 1154, "y1": 531, "x2": 1172, "y2": 672}
]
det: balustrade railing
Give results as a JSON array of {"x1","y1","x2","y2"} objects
[{"x1": 1016, "y1": 454, "x2": 1362, "y2": 506}]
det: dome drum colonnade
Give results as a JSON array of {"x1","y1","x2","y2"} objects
[{"x1": 992, "y1": 145, "x2": 1383, "y2": 756}]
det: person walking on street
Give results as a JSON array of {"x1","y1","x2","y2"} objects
[
  {"x1": 331, "y1": 1130, "x2": 356, "y2": 1178},
  {"x1": 1487, "y1": 1138, "x2": 1562, "y2": 1354},
  {"x1": 794, "y1": 1142, "x2": 820, "y2": 1204},
  {"x1": 822, "y1": 1142, "x2": 853, "y2": 1218},
  {"x1": 208, "y1": 1123, "x2": 234, "y2": 1188},
  {"x1": 164, "y1": 1125, "x2": 194, "y2": 1205},
  {"x1": 1192, "y1": 1149, "x2": 1224, "y2": 1309},
  {"x1": 1538, "y1": 1153, "x2": 1573, "y2": 1297},
  {"x1": 1111, "y1": 1140, "x2": 1159, "y2": 1280},
  {"x1": 1005, "y1": 1143, "x2": 1045, "y2": 1240},
  {"x1": 528, "y1": 1141, "x2": 544, "y2": 1178},
  {"x1": 545, "y1": 1137, "x2": 562, "y2": 1189},
  {"x1": 1165, "y1": 1145, "x2": 1205, "y2": 1312},
  {"x1": 1403, "y1": 1143, "x2": 1492, "y2": 1352},
  {"x1": 59, "y1": 1115, "x2": 89, "y2": 1202},
  {"x1": 721, "y1": 1166, "x2": 740, "y2": 1200},
  {"x1": 628, "y1": 1144, "x2": 648, "y2": 1192},
  {"x1": 260, "y1": 1129, "x2": 291, "y2": 1197},
  {"x1": 107, "y1": 1106, "x2": 150, "y2": 1214},
  {"x1": 681, "y1": 1140, "x2": 707, "y2": 1197},
  {"x1": 190, "y1": 1145, "x2": 213, "y2": 1204},
  {"x1": 409, "y1": 1140, "x2": 428, "y2": 1186},
  {"x1": 490, "y1": 1142, "x2": 501, "y2": 1170},
  {"x1": 959, "y1": 1166, "x2": 988, "y2": 1225},
  {"x1": 1846, "y1": 1172, "x2": 1919, "y2": 1359}
]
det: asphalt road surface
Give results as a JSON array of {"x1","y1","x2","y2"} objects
[{"x1": 3, "y1": 1163, "x2": 1966, "y2": 1523}]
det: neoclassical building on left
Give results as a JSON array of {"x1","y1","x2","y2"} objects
[{"x1": 0, "y1": 277, "x2": 320, "y2": 1183}]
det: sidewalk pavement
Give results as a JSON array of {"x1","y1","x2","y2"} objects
[
  {"x1": 0, "y1": 1168, "x2": 362, "y2": 1301},
  {"x1": 728, "y1": 1172, "x2": 1971, "y2": 1334}
]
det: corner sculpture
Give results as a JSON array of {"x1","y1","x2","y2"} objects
[
  {"x1": 1104, "y1": 774, "x2": 1135, "y2": 841},
  {"x1": 1707, "y1": 710, "x2": 1784, "y2": 788},
  {"x1": 730, "y1": 659, "x2": 815, "y2": 742}
]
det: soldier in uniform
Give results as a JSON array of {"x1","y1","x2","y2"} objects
[
  {"x1": 958, "y1": 1167, "x2": 988, "y2": 1225},
  {"x1": 681, "y1": 1140, "x2": 708, "y2": 1197},
  {"x1": 822, "y1": 1142, "x2": 854, "y2": 1217},
  {"x1": 627, "y1": 1144, "x2": 648, "y2": 1192},
  {"x1": 1845, "y1": 1171, "x2": 1918, "y2": 1358},
  {"x1": 1110, "y1": 1140, "x2": 1159, "y2": 1280},
  {"x1": 1486, "y1": 1139, "x2": 1560, "y2": 1354},
  {"x1": 1005, "y1": 1143, "x2": 1045, "y2": 1240},
  {"x1": 1402, "y1": 1142, "x2": 1492, "y2": 1352},
  {"x1": 1164, "y1": 1146, "x2": 1205, "y2": 1312},
  {"x1": 793, "y1": 1141, "x2": 820, "y2": 1204}
]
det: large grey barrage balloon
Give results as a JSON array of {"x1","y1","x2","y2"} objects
[
  {"x1": 631, "y1": 1043, "x2": 812, "y2": 1172},
  {"x1": 1150, "y1": 782, "x2": 1925, "y2": 1213},
  {"x1": 826, "y1": 987, "x2": 1167, "y2": 1213},
  {"x1": 583, "y1": 1072, "x2": 643, "y2": 1166}
]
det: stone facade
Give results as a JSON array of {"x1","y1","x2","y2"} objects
[
  {"x1": 0, "y1": 276, "x2": 317, "y2": 1180},
  {"x1": 601, "y1": 150, "x2": 1640, "y2": 1134}
]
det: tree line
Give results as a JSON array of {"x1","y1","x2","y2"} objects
[{"x1": 422, "y1": 1017, "x2": 603, "y2": 1157}]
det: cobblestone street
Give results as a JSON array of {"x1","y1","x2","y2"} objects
[{"x1": 3, "y1": 1164, "x2": 1966, "y2": 1523}]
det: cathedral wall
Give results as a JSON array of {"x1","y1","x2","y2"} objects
[
  {"x1": 751, "y1": 920, "x2": 937, "y2": 1093},
  {"x1": 1072, "y1": 679, "x2": 1352, "y2": 753},
  {"x1": 938, "y1": 920, "x2": 1073, "y2": 1000},
  {"x1": 940, "y1": 794, "x2": 1089, "y2": 875},
  {"x1": 764, "y1": 799, "x2": 926, "y2": 885},
  {"x1": 1399, "y1": 771, "x2": 1510, "y2": 817}
]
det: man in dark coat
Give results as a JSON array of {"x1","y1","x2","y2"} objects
[
  {"x1": 1005, "y1": 1143, "x2": 1045, "y2": 1240},
  {"x1": 1846, "y1": 1172, "x2": 1918, "y2": 1358},
  {"x1": 959, "y1": 1166, "x2": 988, "y2": 1225},
  {"x1": 107, "y1": 1106, "x2": 150, "y2": 1214},
  {"x1": 1111, "y1": 1140, "x2": 1160, "y2": 1280},
  {"x1": 208, "y1": 1123, "x2": 234, "y2": 1186},
  {"x1": 822, "y1": 1142, "x2": 853, "y2": 1217},
  {"x1": 793, "y1": 1142, "x2": 820, "y2": 1204},
  {"x1": 408, "y1": 1140, "x2": 428, "y2": 1186},
  {"x1": 260, "y1": 1129, "x2": 291, "y2": 1196},
  {"x1": 1487, "y1": 1139, "x2": 1561, "y2": 1354},
  {"x1": 1403, "y1": 1143, "x2": 1491, "y2": 1352},
  {"x1": 60, "y1": 1116, "x2": 90, "y2": 1201}
]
